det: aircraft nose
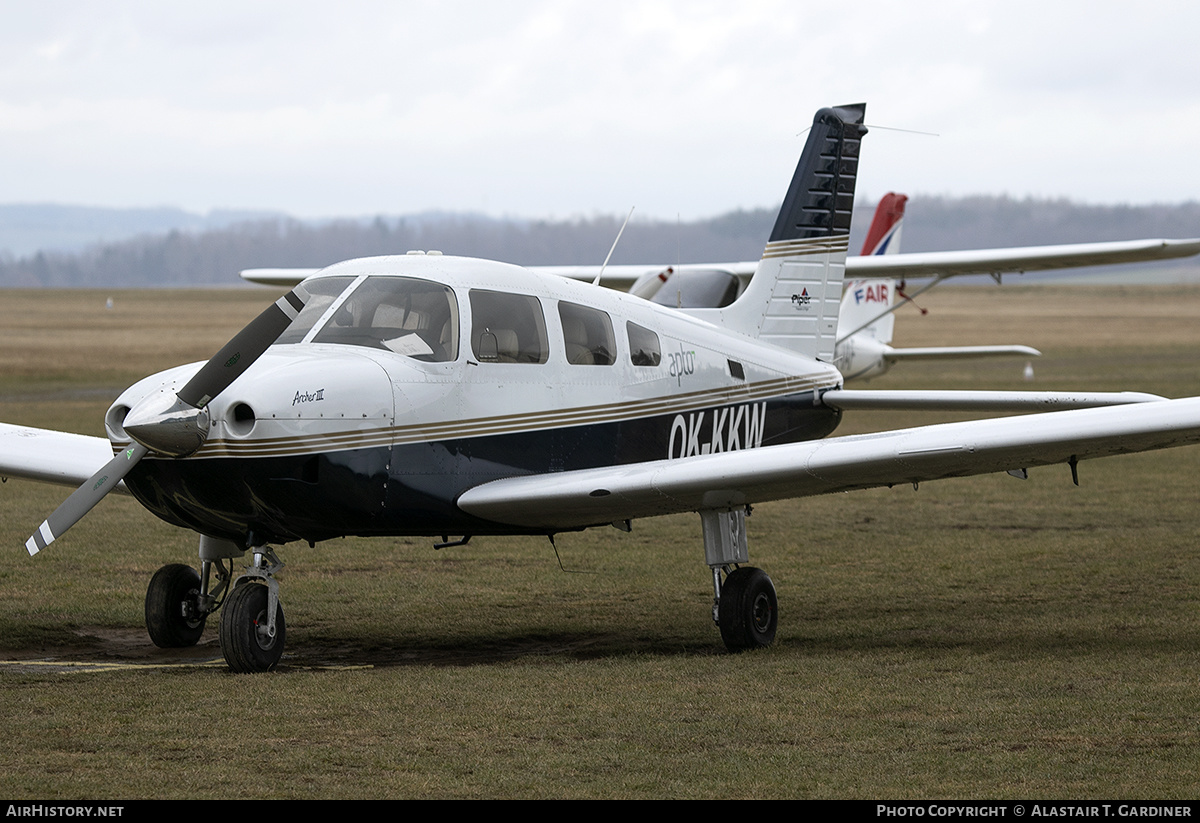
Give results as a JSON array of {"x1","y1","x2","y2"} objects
[{"x1": 122, "y1": 389, "x2": 211, "y2": 457}]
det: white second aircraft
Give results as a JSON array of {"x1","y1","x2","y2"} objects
[
  {"x1": 834, "y1": 192, "x2": 1041, "y2": 380},
  {"x1": 5, "y1": 102, "x2": 1200, "y2": 672}
]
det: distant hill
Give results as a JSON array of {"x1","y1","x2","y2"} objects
[
  {"x1": 0, "y1": 204, "x2": 286, "y2": 258},
  {"x1": 0, "y1": 197, "x2": 1197, "y2": 288}
]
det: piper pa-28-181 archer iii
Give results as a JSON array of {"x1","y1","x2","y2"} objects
[{"x1": 6, "y1": 102, "x2": 1200, "y2": 672}]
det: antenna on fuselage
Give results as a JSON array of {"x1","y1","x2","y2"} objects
[{"x1": 594, "y1": 206, "x2": 635, "y2": 286}]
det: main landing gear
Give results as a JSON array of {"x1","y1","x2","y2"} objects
[
  {"x1": 702, "y1": 509, "x2": 778, "y2": 652},
  {"x1": 143, "y1": 537, "x2": 287, "y2": 673}
]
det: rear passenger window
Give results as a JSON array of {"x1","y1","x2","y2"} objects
[
  {"x1": 558, "y1": 302, "x2": 616, "y2": 366},
  {"x1": 470, "y1": 290, "x2": 549, "y2": 363},
  {"x1": 627, "y1": 322, "x2": 661, "y2": 367}
]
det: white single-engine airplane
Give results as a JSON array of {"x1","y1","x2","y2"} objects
[{"x1": 6, "y1": 102, "x2": 1200, "y2": 673}]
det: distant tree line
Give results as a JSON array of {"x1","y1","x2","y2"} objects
[{"x1": 0, "y1": 197, "x2": 1197, "y2": 288}]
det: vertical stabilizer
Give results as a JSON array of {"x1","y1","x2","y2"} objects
[
  {"x1": 838, "y1": 191, "x2": 908, "y2": 355},
  {"x1": 859, "y1": 192, "x2": 906, "y2": 256},
  {"x1": 689, "y1": 104, "x2": 867, "y2": 361}
]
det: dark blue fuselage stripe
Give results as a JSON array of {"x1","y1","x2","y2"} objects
[{"x1": 125, "y1": 392, "x2": 840, "y2": 543}]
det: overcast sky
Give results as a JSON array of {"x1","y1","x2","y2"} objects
[{"x1": 2, "y1": 1, "x2": 1198, "y2": 221}]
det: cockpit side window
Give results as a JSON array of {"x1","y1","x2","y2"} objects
[
  {"x1": 558, "y1": 301, "x2": 616, "y2": 365},
  {"x1": 276, "y1": 276, "x2": 357, "y2": 345},
  {"x1": 311, "y1": 276, "x2": 459, "y2": 362},
  {"x1": 469, "y1": 290, "x2": 549, "y2": 364},
  {"x1": 627, "y1": 321, "x2": 662, "y2": 367}
]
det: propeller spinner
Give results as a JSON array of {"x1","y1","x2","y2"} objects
[{"x1": 24, "y1": 287, "x2": 309, "y2": 555}]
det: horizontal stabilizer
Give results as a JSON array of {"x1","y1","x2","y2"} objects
[
  {"x1": 884, "y1": 345, "x2": 1041, "y2": 362},
  {"x1": 820, "y1": 389, "x2": 1164, "y2": 412}
]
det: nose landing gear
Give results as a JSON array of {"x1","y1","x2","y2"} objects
[{"x1": 144, "y1": 540, "x2": 287, "y2": 672}]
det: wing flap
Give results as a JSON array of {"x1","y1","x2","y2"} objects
[{"x1": 456, "y1": 397, "x2": 1200, "y2": 530}]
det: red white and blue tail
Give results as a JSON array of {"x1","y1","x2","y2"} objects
[
  {"x1": 859, "y1": 192, "x2": 907, "y2": 256},
  {"x1": 838, "y1": 193, "x2": 908, "y2": 362}
]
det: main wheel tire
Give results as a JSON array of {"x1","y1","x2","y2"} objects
[
  {"x1": 718, "y1": 567, "x2": 778, "y2": 652},
  {"x1": 145, "y1": 563, "x2": 206, "y2": 648},
  {"x1": 219, "y1": 581, "x2": 286, "y2": 673}
]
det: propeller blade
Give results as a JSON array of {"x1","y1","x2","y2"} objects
[
  {"x1": 25, "y1": 443, "x2": 149, "y2": 555},
  {"x1": 176, "y1": 287, "x2": 308, "y2": 409}
]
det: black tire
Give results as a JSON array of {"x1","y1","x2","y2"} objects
[
  {"x1": 718, "y1": 567, "x2": 778, "y2": 652},
  {"x1": 219, "y1": 581, "x2": 285, "y2": 673},
  {"x1": 145, "y1": 563, "x2": 206, "y2": 648}
]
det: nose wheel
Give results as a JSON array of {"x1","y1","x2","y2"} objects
[{"x1": 219, "y1": 580, "x2": 286, "y2": 673}]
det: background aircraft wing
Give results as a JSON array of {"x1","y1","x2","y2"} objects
[
  {"x1": 844, "y1": 238, "x2": 1200, "y2": 280},
  {"x1": 0, "y1": 423, "x2": 127, "y2": 491},
  {"x1": 240, "y1": 268, "x2": 321, "y2": 287},
  {"x1": 522, "y1": 238, "x2": 1200, "y2": 291},
  {"x1": 241, "y1": 238, "x2": 1200, "y2": 289},
  {"x1": 456, "y1": 396, "x2": 1200, "y2": 531}
]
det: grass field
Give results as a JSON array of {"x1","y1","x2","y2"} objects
[{"x1": 1, "y1": 284, "x2": 1199, "y2": 798}]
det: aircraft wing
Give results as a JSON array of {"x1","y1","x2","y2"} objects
[
  {"x1": 520, "y1": 238, "x2": 1200, "y2": 287},
  {"x1": 0, "y1": 423, "x2": 128, "y2": 492},
  {"x1": 240, "y1": 268, "x2": 321, "y2": 287},
  {"x1": 844, "y1": 238, "x2": 1200, "y2": 280},
  {"x1": 240, "y1": 238, "x2": 1200, "y2": 289},
  {"x1": 240, "y1": 263, "x2": 757, "y2": 289},
  {"x1": 456, "y1": 396, "x2": 1200, "y2": 530}
]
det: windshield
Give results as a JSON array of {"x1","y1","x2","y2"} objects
[
  {"x1": 276, "y1": 276, "x2": 357, "y2": 345},
  {"x1": 279, "y1": 275, "x2": 459, "y2": 362}
]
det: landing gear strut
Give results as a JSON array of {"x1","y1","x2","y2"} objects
[
  {"x1": 701, "y1": 508, "x2": 779, "y2": 652},
  {"x1": 144, "y1": 538, "x2": 234, "y2": 648}
]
